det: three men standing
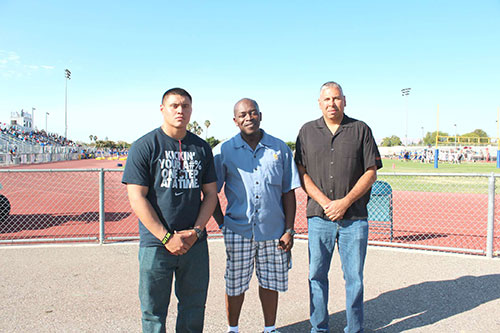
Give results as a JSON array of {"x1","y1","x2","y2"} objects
[
  {"x1": 295, "y1": 81, "x2": 382, "y2": 333},
  {"x1": 124, "y1": 83, "x2": 382, "y2": 332},
  {"x1": 213, "y1": 98, "x2": 301, "y2": 333}
]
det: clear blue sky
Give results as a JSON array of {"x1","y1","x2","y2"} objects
[{"x1": 1, "y1": 0, "x2": 499, "y2": 144}]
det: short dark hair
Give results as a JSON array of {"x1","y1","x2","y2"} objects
[
  {"x1": 162, "y1": 88, "x2": 192, "y2": 104},
  {"x1": 320, "y1": 81, "x2": 344, "y2": 96}
]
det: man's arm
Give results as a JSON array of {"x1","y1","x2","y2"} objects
[
  {"x1": 194, "y1": 182, "x2": 219, "y2": 230},
  {"x1": 296, "y1": 164, "x2": 331, "y2": 208},
  {"x1": 212, "y1": 144, "x2": 225, "y2": 229},
  {"x1": 212, "y1": 198, "x2": 224, "y2": 228},
  {"x1": 180, "y1": 181, "x2": 219, "y2": 247},
  {"x1": 126, "y1": 184, "x2": 194, "y2": 255},
  {"x1": 278, "y1": 189, "x2": 296, "y2": 252}
]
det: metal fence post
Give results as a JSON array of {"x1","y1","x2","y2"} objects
[
  {"x1": 99, "y1": 169, "x2": 105, "y2": 245},
  {"x1": 486, "y1": 173, "x2": 495, "y2": 258},
  {"x1": 434, "y1": 149, "x2": 439, "y2": 168}
]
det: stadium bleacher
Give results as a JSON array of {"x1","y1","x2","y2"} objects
[{"x1": 0, "y1": 126, "x2": 83, "y2": 166}]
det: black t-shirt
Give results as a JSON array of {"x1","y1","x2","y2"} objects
[
  {"x1": 295, "y1": 115, "x2": 383, "y2": 220},
  {"x1": 122, "y1": 128, "x2": 217, "y2": 247}
]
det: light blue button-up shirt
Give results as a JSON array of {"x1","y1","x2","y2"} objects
[{"x1": 213, "y1": 130, "x2": 301, "y2": 241}]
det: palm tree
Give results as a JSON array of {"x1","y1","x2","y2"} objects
[
  {"x1": 187, "y1": 122, "x2": 204, "y2": 136},
  {"x1": 204, "y1": 120, "x2": 211, "y2": 139},
  {"x1": 191, "y1": 121, "x2": 203, "y2": 135}
]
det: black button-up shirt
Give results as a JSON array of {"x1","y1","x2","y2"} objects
[{"x1": 295, "y1": 115, "x2": 383, "y2": 220}]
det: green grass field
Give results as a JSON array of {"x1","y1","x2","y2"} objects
[{"x1": 378, "y1": 159, "x2": 500, "y2": 193}]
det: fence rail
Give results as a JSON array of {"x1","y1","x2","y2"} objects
[
  {"x1": 0, "y1": 152, "x2": 82, "y2": 166},
  {"x1": 0, "y1": 169, "x2": 498, "y2": 257}
]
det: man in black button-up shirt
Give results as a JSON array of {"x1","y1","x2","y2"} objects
[{"x1": 295, "y1": 81, "x2": 382, "y2": 333}]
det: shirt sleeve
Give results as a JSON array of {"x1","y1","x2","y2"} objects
[
  {"x1": 362, "y1": 125, "x2": 383, "y2": 171},
  {"x1": 281, "y1": 144, "x2": 301, "y2": 193},
  {"x1": 294, "y1": 128, "x2": 306, "y2": 169},
  {"x1": 122, "y1": 140, "x2": 151, "y2": 186}
]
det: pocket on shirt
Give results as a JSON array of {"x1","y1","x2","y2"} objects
[
  {"x1": 265, "y1": 160, "x2": 283, "y2": 186},
  {"x1": 339, "y1": 142, "x2": 361, "y2": 159}
]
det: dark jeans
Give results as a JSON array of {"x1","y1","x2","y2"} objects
[{"x1": 138, "y1": 240, "x2": 209, "y2": 333}]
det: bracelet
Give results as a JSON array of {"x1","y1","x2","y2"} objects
[{"x1": 161, "y1": 232, "x2": 172, "y2": 245}]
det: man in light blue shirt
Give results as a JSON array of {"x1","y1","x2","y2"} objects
[{"x1": 213, "y1": 98, "x2": 301, "y2": 333}]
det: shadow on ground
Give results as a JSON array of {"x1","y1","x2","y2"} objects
[
  {"x1": 0, "y1": 211, "x2": 131, "y2": 233},
  {"x1": 280, "y1": 274, "x2": 500, "y2": 332},
  {"x1": 392, "y1": 232, "x2": 448, "y2": 242}
]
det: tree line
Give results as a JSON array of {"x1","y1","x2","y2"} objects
[
  {"x1": 380, "y1": 129, "x2": 490, "y2": 147},
  {"x1": 87, "y1": 120, "x2": 303, "y2": 151},
  {"x1": 89, "y1": 126, "x2": 491, "y2": 150},
  {"x1": 87, "y1": 120, "x2": 220, "y2": 149}
]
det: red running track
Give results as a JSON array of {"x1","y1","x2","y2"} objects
[{"x1": 0, "y1": 159, "x2": 498, "y2": 254}]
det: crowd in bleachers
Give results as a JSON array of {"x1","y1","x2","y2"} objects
[{"x1": 0, "y1": 125, "x2": 77, "y2": 147}]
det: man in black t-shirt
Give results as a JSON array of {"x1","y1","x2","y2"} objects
[{"x1": 122, "y1": 88, "x2": 218, "y2": 332}]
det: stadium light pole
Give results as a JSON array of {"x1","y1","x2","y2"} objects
[
  {"x1": 45, "y1": 112, "x2": 49, "y2": 132},
  {"x1": 454, "y1": 124, "x2": 457, "y2": 148},
  {"x1": 401, "y1": 88, "x2": 411, "y2": 146},
  {"x1": 497, "y1": 108, "x2": 500, "y2": 168},
  {"x1": 64, "y1": 69, "x2": 71, "y2": 139}
]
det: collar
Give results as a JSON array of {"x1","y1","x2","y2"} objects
[
  {"x1": 157, "y1": 127, "x2": 190, "y2": 142},
  {"x1": 313, "y1": 114, "x2": 354, "y2": 138},
  {"x1": 314, "y1": 114, "x2": 354, "y2": 129},
  {"x1": 232, "y1": 129, "x2": 273, "y2": 150}
]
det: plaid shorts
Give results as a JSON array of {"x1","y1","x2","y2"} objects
[{"x1": 223, "y1": 226, "x2": 291, "y2": 296}]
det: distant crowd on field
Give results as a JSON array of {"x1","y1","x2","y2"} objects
[
  {"x1": 94, "y1": 147, "x2": 128, "y2": 157},
  {"x1": 389, "y1": 147, "x2": 493, "y2": 163},
  {"x1": 1, "y1": 125, "x2": 77, "y2": 148}
]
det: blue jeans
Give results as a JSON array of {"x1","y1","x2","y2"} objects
[
  {"x1": 308, "y1": 217, "x2": 368, "y2": 333},
  {"x1": 138, "y1": 240, "x2": 209, "y2": 333}
]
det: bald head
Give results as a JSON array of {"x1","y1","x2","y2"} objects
[
  {"x1": 233, "y1": 98, "x2": 260, "y2": 116},
  {"x1": 233, "y1": 97, "x2": 262, "y2": 137}
]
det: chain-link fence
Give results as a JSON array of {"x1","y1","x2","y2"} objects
[
  {"x1": 0, "y1": 169, "x2": 498, "y2": 257},
  {"x1": 374, "y1": 173, "x2": 499, "y2": 257}
]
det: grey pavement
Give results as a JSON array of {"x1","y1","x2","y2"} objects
[{"x1": 1, "y1": 240, "x2": 499, "y2": 332}]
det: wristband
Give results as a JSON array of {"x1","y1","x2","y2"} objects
[{"x1": 161, "y1": 231, "x2": 172, "y2": 245}]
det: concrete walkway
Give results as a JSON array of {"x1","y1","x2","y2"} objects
[{"x1": 1, "y1": 240, "x2": 499, "y2": 332}]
